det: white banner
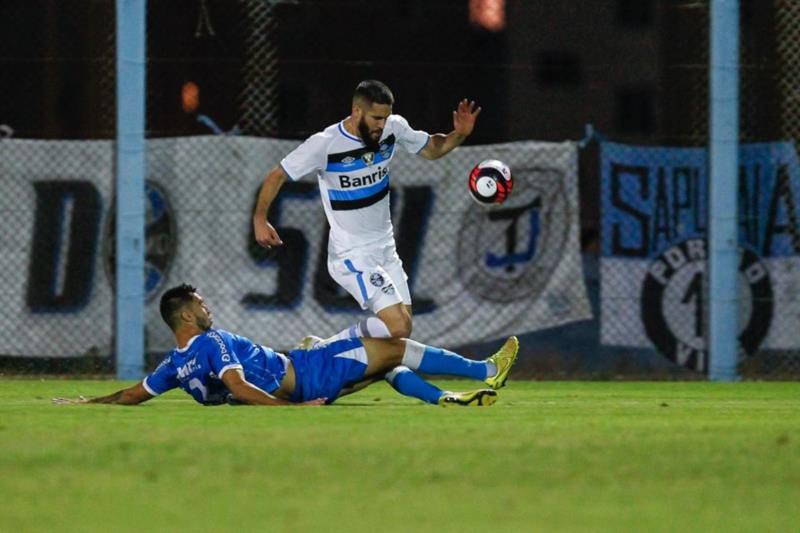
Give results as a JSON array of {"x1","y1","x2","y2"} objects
[{"x1": 1, "y1": 137, "x2": 590, "y2": 357}]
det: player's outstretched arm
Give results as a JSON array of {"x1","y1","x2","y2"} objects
[
  {"x1": 419, "y1": 99, "x2": 481, "y2": 160},
  {"x1": 253, "y1": 165, "x2": 288, "y2": 248},
  {"x1": 221, "y1": 369, "x2": 326, "y2": 406},
  {"x1": 52, "y1": 382, "x2": 154, "y2": 406}
]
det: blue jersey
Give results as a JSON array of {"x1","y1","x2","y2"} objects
[{"x1": 143, "y1": 329, "x2": 287, "y2": 405}]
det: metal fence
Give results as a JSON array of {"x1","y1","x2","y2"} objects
[
  {"x1": 739, "y1": 0, "x2": 800, "y2": 376},
  {"x1": 0, "y1": 0, "x2": 116, "y2": 373},
  {"x1": 1, "y1": 0, "x2": 799, "y2": 378}
]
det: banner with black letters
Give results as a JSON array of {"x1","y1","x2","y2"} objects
[
  {"x1": 1, "y1": 137, "x2": 590, "y2": 357},
  {"x1": 601, "y1": 141, "x2": 800, "y2": 371}
]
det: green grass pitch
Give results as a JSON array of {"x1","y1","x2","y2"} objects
[{"x1": 1, "y1": 380, "x2": 798, "y2": 532}]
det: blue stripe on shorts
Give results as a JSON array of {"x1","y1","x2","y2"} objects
[{"x1": 344, "y1": 259, "x2": 368, "y2": 302}]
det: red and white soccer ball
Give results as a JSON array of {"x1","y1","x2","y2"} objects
[{"x1": 468, "y1": 159, "x2": 513, "y2": 205}]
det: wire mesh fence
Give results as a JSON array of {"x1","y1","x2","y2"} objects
[
  {"x1": 0, "y1": 0, "x2": 116, "y2": 373},
  {"x1": 738, "y1": 0, "x2": 800, "y2": 376},
  {"x1": 1, "y1": 0, "x2": 799, "y2": 378}
]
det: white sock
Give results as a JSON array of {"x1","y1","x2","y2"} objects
[
  {"x1": 359, "y1": 317, "x2": 392, "y2": 338},
  {"x1": 325, "y1": 317, "x2": 392, "y2": 343},
  {"x1": 400, "y1": 339, "x2": 426, "y2": 370}
]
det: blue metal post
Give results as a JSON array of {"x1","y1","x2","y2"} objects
[
  {"x1": 116, "y1": 0, "x2": 146, "y2": 379},
  {"x1": 708, "y1": 0, "x2": 740, "y2": 381}
]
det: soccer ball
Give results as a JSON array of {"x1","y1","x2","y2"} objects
[{"x1": 468, "y1": 159, "x2": 513, "y2": 205}]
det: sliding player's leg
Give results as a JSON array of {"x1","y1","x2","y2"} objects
[
  {"x1": 384, "y1": 366, "x2": 497, "y2": 406},
  {"x1": 360, "y1": 336, "x2": 519, "y2": 390},
  {"x1": 321, "y1": 336, "x2": 517, "y2": 405}
]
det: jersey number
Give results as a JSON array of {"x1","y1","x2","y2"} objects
[{"x1": 188, "y1": 378, "x2": 208, "y2": 402}]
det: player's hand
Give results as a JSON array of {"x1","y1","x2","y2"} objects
[
  {"x1": 453, "y1": 99, "x2": 481, "y2": 138},
  {"x1": 300, "y1": 397, "x2": 327, "y2": 406},
  {"x1": 52, "y1": 396, "x2": 89, "y2": 405},
  {"x1": 253, "y1": 219, "x2": 283, "y2": 248}
]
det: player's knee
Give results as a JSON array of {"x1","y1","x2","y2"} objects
[
  {"x1": 365, "y1": 337, "x2": 406, "y2": 367},
  {"x1": 385, "y1": 365, "x2": 412, "y2": 384},
  {"x1": 387, "y1": 315, "x2": 412, "y2": 338}
]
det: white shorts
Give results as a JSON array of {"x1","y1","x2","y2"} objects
[{"x1": 327, "y1": 243, "x2": 411, "y2": 313}]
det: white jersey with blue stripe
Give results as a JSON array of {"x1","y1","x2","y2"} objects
[{"x1": 280, "y1": 114, "x2": 429, "y2": 253}]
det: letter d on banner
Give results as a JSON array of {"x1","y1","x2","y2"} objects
[{"x1": 27, "y1": 181, "x2": 101, "y2": 311}]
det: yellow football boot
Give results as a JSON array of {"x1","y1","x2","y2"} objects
[
  {"x1": 438, "y1": 389, "x2": 498, "y2": 407},
  {"x1": 484, "y1": 336, "x2": 519, "y2": 390}
]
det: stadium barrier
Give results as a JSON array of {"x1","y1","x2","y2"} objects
[{"x1": 0, "y1": 137, "x2": 589, "y2": 363}]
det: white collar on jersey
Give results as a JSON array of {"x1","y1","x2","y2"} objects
[
  {"x1": 176, "y1": 334, "x2": 201, "y2": 353},
  {"x1": 338, "y1": 120, "x2": 364, "y2": 144}
]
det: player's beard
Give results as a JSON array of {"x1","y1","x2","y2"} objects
[
  {"x1": 358, "y1": 117, "x2": 381, "y2": 152},
  {"x1": 197, "y1": 314, "x2": 212, "y2": 331}
]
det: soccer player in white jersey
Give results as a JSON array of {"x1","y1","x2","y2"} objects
[{"x1": 253, "y1": 80, "x2": 481, "y2": 345}]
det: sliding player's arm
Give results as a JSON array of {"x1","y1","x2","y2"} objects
[
  {"x1": 220, "y1": 369, "x2": 325, "y2": 406},
  {"x1": 52, "y1": 382, "x2": 154, "y2": 405},
  {"x1": 419, "y1": 99, "x2": 481, "y2": 160},
  {"x1": 88, "y1": 382, "x2": 154, "y2": 404},
  {"x1": 53, "y1": 356, "x2": 178, "y2": 406}
]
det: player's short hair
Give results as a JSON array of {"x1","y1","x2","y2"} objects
[
  {"x1": 353, "y1": 80, "x2": 394, "y2": 106},
  {"x1": 159, "y1": 283, "x2": 197, "y2": 331}
]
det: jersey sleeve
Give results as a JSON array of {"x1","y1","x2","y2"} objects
[
  {"x1": 142, "y1": 357, "x2": 179, "y2": 396},
  {"x1": 204, "y1": 331, "x2": 244, "y2": 380},
  {"x1": 392, "y1": 115, "x2": 430, "y2": 154},
  {"x1": 280, "y1": 133, "x2": 328, "y2": 181}
]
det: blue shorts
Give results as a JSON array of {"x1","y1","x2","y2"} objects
[{"x1": 288, "y1": 338, "x2": 368, "y2": 404}]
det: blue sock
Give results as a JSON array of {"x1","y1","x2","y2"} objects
[
  {"x1": 385, "y1": 366, "x2": 444, "y2": 405},
  {"x1": 402, "y1": 340, "x2": 488, "y2": 380}
]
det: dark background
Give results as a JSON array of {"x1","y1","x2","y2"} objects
[
  {"x1": 2, "y1": 0, "x2": 779, "y2": 142},
  {"x1": 0, "y1": 0, "x2": 781, "y2": 234}
]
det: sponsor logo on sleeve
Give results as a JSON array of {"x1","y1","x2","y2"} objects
[{"x1": 207, "y1": 331, "x2": 232, "y2": 362}]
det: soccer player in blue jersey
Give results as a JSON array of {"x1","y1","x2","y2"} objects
[
  {"x1": 54, "y1": 284, "x2": 517, "y2": 407},
  {"x1": 253, "y1": 80, "x2": 480, "y2": 346}
]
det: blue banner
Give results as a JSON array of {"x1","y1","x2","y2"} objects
[
  {"x1": 600, "y1": 141, "x2": 800, "y2": 370},
  {"x1": 601, "y1": 141, "x2": 800, "y2": 259}
]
